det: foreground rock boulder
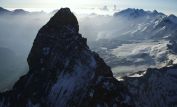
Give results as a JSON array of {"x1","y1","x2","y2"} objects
[{"x1": 0, "y1": 8, "x2": 133, "y2": 107}]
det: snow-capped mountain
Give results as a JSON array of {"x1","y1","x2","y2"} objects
[
  {"x1": 113, "y1": 8, "x2": 177, "y2": 40},
  {"x1": 114, "y1": 8, "x2": 165, "y2": 19},
  {"x1": 90, "y1": 8, "x2": 177, "y2": 75},
  {"x1": 89, "y1": 9, "x2": 177, "y2": 106},
  {"x1": 112, "y1": 8, "x2": 177, "y2": 40},
  {"x1": 0, "y1": 7, "x2": 177, "y2": 107},
  {"x1": 0, "y1": 8, "x2": 133, "y2": 107}
]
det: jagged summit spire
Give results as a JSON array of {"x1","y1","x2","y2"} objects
[
  {"x1": 0, "y1": 8, "x2": 133, "y2": 107},
  {"x1": 27, "y1": 8, "x2": 87, "y2": 70},
  {"x1": 47, "y1": 8, "x2": 79, "y2": 33}
]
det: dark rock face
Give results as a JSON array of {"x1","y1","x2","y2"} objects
[
  {"x1": 0, "y1": 8, "x2": 133, "y2": 107},
  {"x1": 123, "y1": 65, "x2": 177, "y2": 107}
]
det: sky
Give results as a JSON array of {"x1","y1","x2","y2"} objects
[{"x1": 0, "y1": 0, "x2": 177, "y2": 15}]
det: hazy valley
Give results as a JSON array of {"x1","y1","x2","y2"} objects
[
  {"x1": 0, "y1": 7, "x2": 177, "y2": 107},
  {"x1": 1, "y1": 7, "x2": 177, "y2": 90}
]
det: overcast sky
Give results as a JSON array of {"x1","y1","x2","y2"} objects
[{"x1": 0, "y1": 0, "x2": 177, "y2": 15}]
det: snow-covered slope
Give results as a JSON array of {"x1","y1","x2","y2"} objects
[
  {"x1": 0, "y1": 8, "x2": 133, "y2": 107},
  {"x1": 111, "y1": 40, "x2": 177, "y2": 66},
  {"x1": 90, "y1": 8, "x2": 177, "y2": 74},
  {"x1": 112, "y1": 8, "x2": 177, "y2": 40},
  {"x1": 114, "y1": 8, "x2": 165, "y2": 19}
]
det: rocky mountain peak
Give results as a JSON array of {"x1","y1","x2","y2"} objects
[
  {"x1": 27, "y1": 8, "x2": 87, "y2": 70},
  {"x1": 47, "y1": 8, "x2": 79, "y2": 33},
  {"x1": 0, "y1": 8, "x2": 133, "y2": 107}
]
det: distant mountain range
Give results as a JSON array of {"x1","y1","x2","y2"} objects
[
  {"x1": 1, "y1": 6, "x2": 177, "y2": 74},
  {"x1": 91, "y1": 8, "x2": 177, "y2": 107},
  {"x1": 0, "y1": 7, "x2": 177, "y2": 107},
  {"x1": 114, "y1": 8, "x2": 165, "y2": 18},
  {"x1": 0, "y1": 7, "x2": 11, "y2": 14},
  {"x1": 0, "y1": 8, "x2": 177, "y2": 107},
  {"x1": 113, "y1": 8, "x2": 177, "y2": 40},
  {"x1": 90, "y1": 8, "x2": 177, "y2": 74},
  {"x1": 0, "y1": 8, "x2": 133, "y2": 107},
  {"x1": 0, "y1": 7, "x2": 45, "y2": 15}
]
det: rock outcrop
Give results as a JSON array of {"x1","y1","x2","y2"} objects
[{"x1": 123, "y1": 65, "x2": 177, "y2": 107}]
